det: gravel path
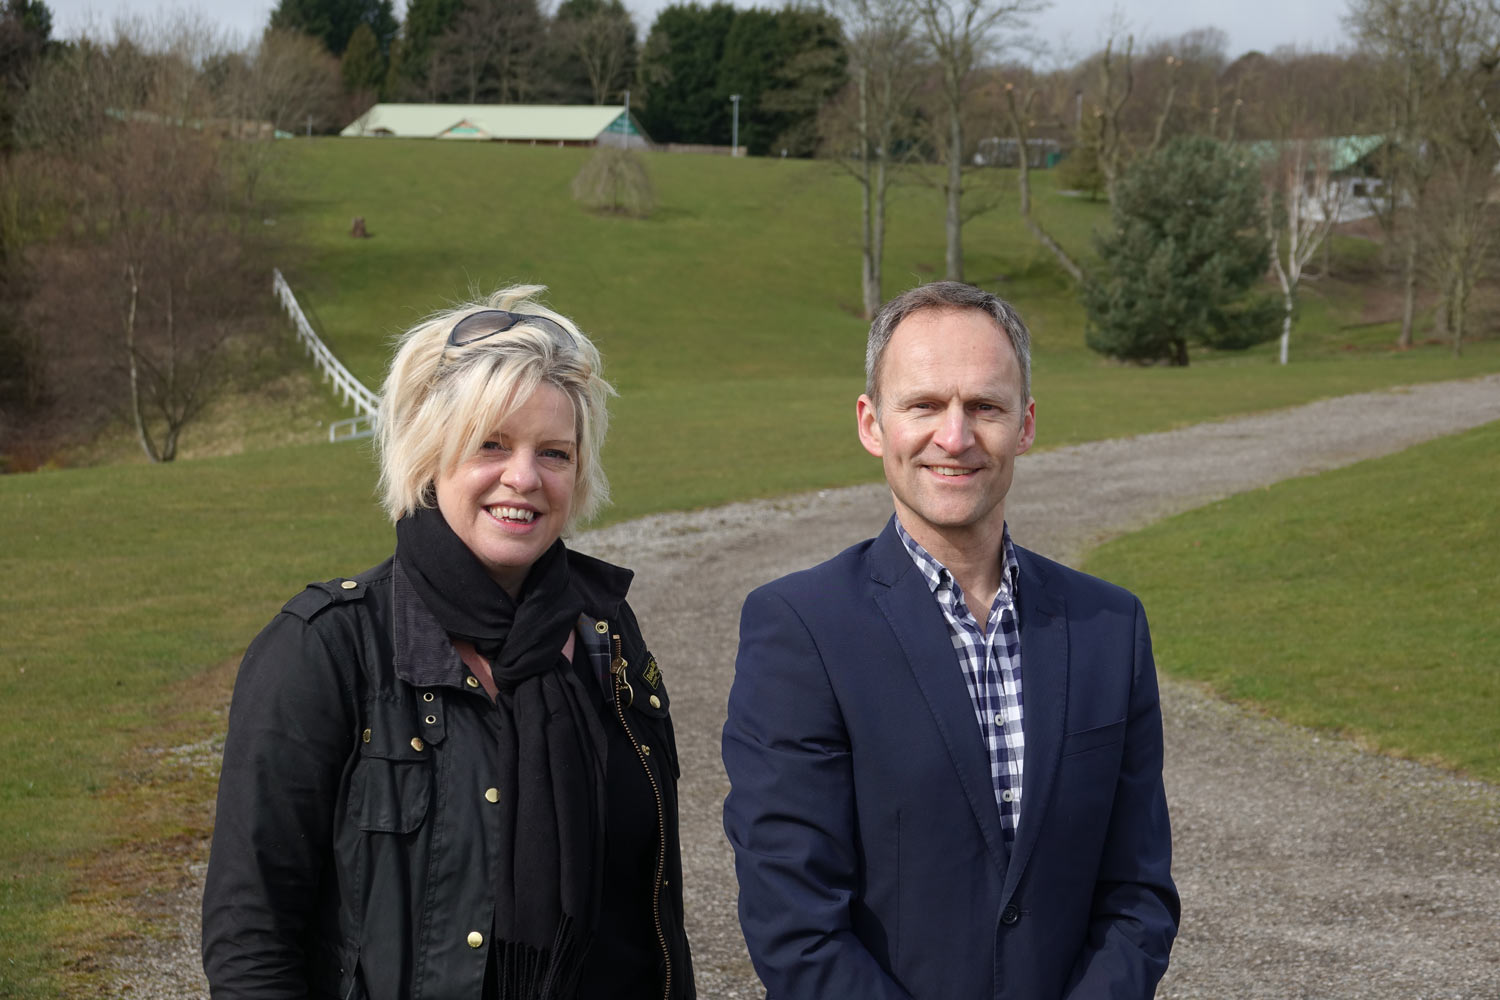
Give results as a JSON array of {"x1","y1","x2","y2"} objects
[{"x1": 113, "y1": 374, "x2": 1500, "y2": 998}]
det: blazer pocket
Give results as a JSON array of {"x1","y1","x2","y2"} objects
[{"x1": 1061, "y1": 718, "x2": 1126, "y2": 758}]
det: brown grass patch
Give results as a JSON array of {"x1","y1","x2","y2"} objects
[{"x1": 56, "y1": 656, "x2": 239, "y2": 992}]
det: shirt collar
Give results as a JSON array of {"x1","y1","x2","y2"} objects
[{"x1": 894, "y1": 516, "x2": 1020, "y2": 611}]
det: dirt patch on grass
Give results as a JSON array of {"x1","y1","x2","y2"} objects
[{"x1": 60, "y1": 658, "x2": 236, "y2": 996}]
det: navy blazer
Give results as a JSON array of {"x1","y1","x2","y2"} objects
[{"x1": 723, "y1": 518, "x2": 1179, "y2": 1000}]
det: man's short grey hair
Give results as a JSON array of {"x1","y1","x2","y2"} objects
[{"x1": 865, "y1": 281, "x2": 1032, "y2": 406}]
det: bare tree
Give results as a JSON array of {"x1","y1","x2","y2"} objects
[
  {"x1": 554, "y1": 0, "x2": 635, "y2": 105},
  {"x1": 1001, "y1": 72, "x2": 1082, "y2": 281},
  {"x1": 822, "y1": 0, "x2": 922, "y2": 317},
  {"x1": 913, "y1": 0, "x2": 1044, "y2": 281},
  {"x1": 1091, "y1": 33, "x2": 1133, "y2": 204},
  {"x1": 16, "y1": 22, "x2": 272, "y2": 462},
  {"x1": 431, "y1": 0, "x2": 545, "y2": 103},
  {"x1": 1263, "y1": 141, "x2": 1343, "y2": 364},
  {"x1": 1349, "y1": 0, "x2": 1500, "y2": 349}
]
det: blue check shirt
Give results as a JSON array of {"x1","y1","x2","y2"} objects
[{"x1": 896, "y1": 517, "x2": 1025, "y2": 841}]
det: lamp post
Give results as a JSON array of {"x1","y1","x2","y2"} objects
[{"x1": 730, "y1": 94, "x2": 741, "y2": 157}]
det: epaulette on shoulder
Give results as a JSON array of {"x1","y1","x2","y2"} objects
[{"x1": 281, "y1": 577, "x2": 368, "y2": 622}]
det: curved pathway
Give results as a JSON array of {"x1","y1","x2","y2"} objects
[{"x1": 113, "y1": 375, "x2": 1500, "y2": 998}]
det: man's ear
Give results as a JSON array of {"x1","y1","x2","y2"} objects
[
  {"x1": 1015, "y1": 398, "x2": 1036, "y2": 456},
  {"x1": 856, "y1": 394, "x2": 884, "y2": 459}
]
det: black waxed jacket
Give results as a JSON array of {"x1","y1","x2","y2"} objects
[{"x1": 202, "y1": 550, "x2": 695, "y2": 1000}]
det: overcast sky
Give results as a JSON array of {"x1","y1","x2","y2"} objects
[{"x1": 45, "y1": 0, "x2": 1354, "y2": 61}]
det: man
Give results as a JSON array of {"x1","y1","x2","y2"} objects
[{"x1": 722, "y1": 281, "x2": 1179, "y2": 999}]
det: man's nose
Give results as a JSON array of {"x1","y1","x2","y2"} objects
[{"x1": 932, "y1": 403, "x2": 974, "y2": 454}]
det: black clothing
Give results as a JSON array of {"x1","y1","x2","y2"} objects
[
  {"x1": 571, "y1": 650, "x2": 663, "y2": 998},
  {"x1": 201, "y1": 546, "x2": 695, "y2": 1000},
  {"x1": 396, "y1": 513, "x2": 600, "y2": 997}
]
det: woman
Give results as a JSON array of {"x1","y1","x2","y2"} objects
[{"x1": 202, "y1": 286, "x2": 695, "y2": 1000}]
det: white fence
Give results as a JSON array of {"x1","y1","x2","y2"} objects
[{"x1": 272, "y1": 268, "x2": 378, "y2": 442}]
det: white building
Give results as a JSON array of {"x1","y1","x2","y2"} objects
[{"x1": 340, "y1": 104, "x2": 650, "y2": 149}]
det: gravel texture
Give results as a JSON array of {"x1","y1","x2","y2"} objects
[{"x1": 109, "y1": 374, "x2": 1500, "y2": 998}]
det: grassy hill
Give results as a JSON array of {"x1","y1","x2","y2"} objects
[
  {"x1": 1, "y1": 138, "x2": 1497, "y2": 996},
  {"x1": 1084, "y1": 419, "x2": 1500, "y2": 780}
]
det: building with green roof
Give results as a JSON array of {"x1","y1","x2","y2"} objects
[{"x1": 340, "y1": 104, "x2": 650, "y2": 148}]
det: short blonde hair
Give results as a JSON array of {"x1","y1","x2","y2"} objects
[{"x1": 377, "y1": 285, "x2": 615, "y2": 529}]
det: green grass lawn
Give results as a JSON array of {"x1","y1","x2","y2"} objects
[
  {"x1": 3, "y1": 138, "x2": 1499, "y2": 996},
  {"x1": 1083, "y1": 420, "x2": 1500, "y2": 780}
]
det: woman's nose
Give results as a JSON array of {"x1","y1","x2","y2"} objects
[{"x1": 500, "y1": 452, "x2": 540, "y2": 492}]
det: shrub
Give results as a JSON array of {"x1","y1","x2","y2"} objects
[{"x1": 570, "y1": 146, "x2": 656, "y2": 218}]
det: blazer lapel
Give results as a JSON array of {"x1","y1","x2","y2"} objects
[
  {"x1": 867, "y1": 520, "x2": 1010, "y2": 876},
  {"x1": 1001, "y1": 545, "x2": 1070, "y2": 904}
]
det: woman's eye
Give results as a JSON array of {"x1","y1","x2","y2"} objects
[
  {"x1": 480, "y1": 440, "x2": 508, "y2": 452},
  {"x1": 542, "y1": 449, "x2": 573, "y2": 462}
]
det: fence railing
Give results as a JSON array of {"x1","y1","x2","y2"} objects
[{"x1": 272, "y1": 268, "x2": 378, "y2": 442}]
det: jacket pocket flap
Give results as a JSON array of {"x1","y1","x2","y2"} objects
[{"x1": 350, "y1": 753, "x2": 432, "y2": 834}]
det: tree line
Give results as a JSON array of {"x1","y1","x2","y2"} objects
[
  {"x1": 813, "y1": 0, "x2": 1499, "y2": 365},
  {"x1": 2, "y1": 0, "x2": 1497, "y2": 469}
]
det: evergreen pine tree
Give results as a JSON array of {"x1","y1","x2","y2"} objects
[{"x1": 1082, "y1": 135, "x2": 1279, "y2": 366}]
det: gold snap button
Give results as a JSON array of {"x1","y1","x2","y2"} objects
[
  {"x1": 362, "y1": 728, "x2": 371, "y2": 743},
  {"x1": 410, "y1": 737, "x2": 424, "y2": 751},
  {"x1": 485, "y1": 787, "x2": 500, "y2": 803},
  {"x1": 340, "y1": 580, "x2": 357, "y2": 590},
  {"x1": 423, "y1": 692, "x2": 435, "y2": 702},
  {"x1": 649, "y1": 695, "x2": 661, "y2": 709},
  {"x1": 425, "y1": 715, "x2": 437, "y2": 725},
  {"x1": 467, "y1": 931, "x2": 484, "y2": 948},
  {"x1": 594, "y1": 620, "x2": 609, "y2": 634},
  {"x1": 466, "y1": 676, "x2": 480, "y2": 688}
]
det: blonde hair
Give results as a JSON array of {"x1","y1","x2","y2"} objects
[{"x1": 376, "y1": 285, "x2": 615, "y2": 529}]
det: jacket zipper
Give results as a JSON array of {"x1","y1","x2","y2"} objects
[{"x1": 611, "y1": 630, "x2": 673, "y2": 1000}]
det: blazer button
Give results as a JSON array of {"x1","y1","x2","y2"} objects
[{"x1": 1000, "y1": 904, "x2": 1020, "y2": 925}]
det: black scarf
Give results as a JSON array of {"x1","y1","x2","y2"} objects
[{"x1": 395, "y1": 506, "x2": 606, "y2": 1000}]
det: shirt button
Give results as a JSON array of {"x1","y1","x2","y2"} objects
[
  {"x1": 410, "y1": 737, "x2": 424, "y2": 751},
  {"x1": 993, "y1": 713, "x2": 1005, "y2": 727},
  {"x1": 467, "y1": 931, "x2": 484, "y2": 948},
  {"x1": 649, "y1": 695, "x2": 662, "y2": 709},
  {"x1": 1001, "y1": 788, "x2": 1016, "y2": 803},
  {"x1": 340, "y1": 580, "x2": 357, "y2": 590}
]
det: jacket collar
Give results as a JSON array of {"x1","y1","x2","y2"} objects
[
  {"x1": 867, "y1": 516, "x2": 1013, "y2": 875},
  {"x1": 868, "y1": 516, "x2": 1075, "y2": 899}
]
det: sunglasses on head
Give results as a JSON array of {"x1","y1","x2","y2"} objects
[{"x1": 447, "y1": 309, "x2": 576, "y2": 349}]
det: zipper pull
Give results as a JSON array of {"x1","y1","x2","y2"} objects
[{"x1": 611, "y1": 633, "x2": 634, "y2": 708}]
